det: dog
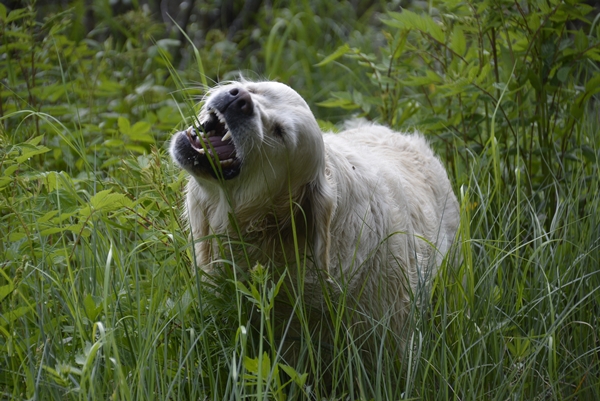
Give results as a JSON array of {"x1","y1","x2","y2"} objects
[{"x1": 170, "y1": 80, "x2": 460, "y2": 369}]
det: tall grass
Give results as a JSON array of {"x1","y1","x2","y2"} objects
[
  {"x1": 1, "y1": 1, "x2": 600, "y2": 400},
  {"x1": 2, "y1": 111, "x2": 598, "y2": 400}
]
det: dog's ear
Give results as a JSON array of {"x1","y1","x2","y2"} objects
[{"x1": 307, "y1": 162, "x2": 336, "y2": 280}]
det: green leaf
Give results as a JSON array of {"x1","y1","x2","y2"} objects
[
  {"x1": 584, "y1": 72, "x2": 600, "y2": 93},
  {"x1": 125, "y1": 144, "x2": 148, "y2": 154},
  {"x1": 128, "y1": 121, "x2": 155, "y2": 143},
  {"x1": 279, "y1": 364, "x2": 308, "y2": 387},
  {"x1": 103, "y1": 139, "x2": 125, "y2": 148},
  {"x1": 26, "y1": 135, "x2": 44, "y2": 146},
  {"x1": 476, "y1": 64, "x2": 492, "y2": 85},
  {"x1": 527, "y1": 69, "x2": 543, "y2": 91},
  {"x1": 6, "y1": 8, "x2": 30, "y2": 24},
  {"x1": 402, "y1": 70, "x2": 443, "y2": 86},
  {"x1": 97, "y1": 79, "x2": 123, "y2": 95},
  {"x1": 0, "y1": 305, "x2": 33, "y2": 327},
  {"x1": 315, "y1": 44, "x2": 352, "y2": 67},
  {"x1": 130, "y1": 121, "x2": 151, "y2": 136},
  {"x1": 316, "y1": 98, "x2": 360, "y2": 110},
  {"x1": 574, "y1": 29, "x2": 588, "y2": 52},
  {"x1": 0, "y1": 283, "x2": 14, "y2": 303},
  {"x1": 557, "y1": 66, "x2": 570, "y2": 83},
  {"x1": 580, "y1": 145, "x2": 597, "y2": 163},
  {"x1": 450, "y1": 26, "x2": 466, "y2": 56},
  {"x1": 0, "y1": 177, "x2": 11, "y2": 190},
  {"x1": 16, "y1": 145, "x2": 51, "y2": 163},
  {"x1": 118, "y1": 117, "x2": 131, "y2": 135},
  {"x1": 243, "y1": 353, "x2": 272, "y2": 378},
  {"x1": 2, "y1": 164, "x2": 19, "y2": 177},
  {"x1": 8, "y1": 232, "x2": 26, "y2": 241},
  {"x1": 570, "y1": 102, "x2": 584, "y2": 119},
  {"x1": 129, "y1": 135, "x2": 155, "y2": 144},
  {"x1": 91, "y1": 190, "x2": 126, "y2": 210},
  {"x1": 39, "y1": 227, "x2": 67, "y2": 236},
  {"x1": 537, "y1": 0, "x2": 551, "y2": 13},
  {"x1": 385, "y1": 10, "x2": 445, "y2": 43},
  {"x1": 83, "y1": 294, "x2": 101, "y2": 321},
  {"x1": 38, "y1": 210, "x2": 59, "y2": 224},
  {"x1": 234, "y1": 281, "x2": 253, "y2": 298},
  {"x1": 79, "y1": 190, "x2": 132, "y2": 217}
]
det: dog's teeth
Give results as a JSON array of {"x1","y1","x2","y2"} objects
[
  {"x1": 193, "y1": 146, "x2": 206, "y2": 155},
  {"x1": 220, "y1": 158, "x2": 234, "y2": 167},
  {"x1": 222, "y1": 130, "x2": 232, "y2": 141},
  {"x1": 206, "y1": 130, "x2": 216, "y2": 137},
  {"x1": 188, "y1": 126, "x2": 205, "y2": 139}
]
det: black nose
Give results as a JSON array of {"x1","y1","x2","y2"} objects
[{"x1": 226, "y1": 87, "x2": 253, "y2": 116}]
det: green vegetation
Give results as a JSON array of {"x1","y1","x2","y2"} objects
[{"x1": 1, "y1": 0, "x2": 599, "y2": 399}]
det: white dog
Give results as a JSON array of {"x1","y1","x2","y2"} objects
[{"x1": 170, "y1": 80, "x2": 459, "y2": 361}]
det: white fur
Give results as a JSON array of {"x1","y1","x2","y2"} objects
[{"x1": 171, "y1": 80, "x2": 460, "y2": 353}]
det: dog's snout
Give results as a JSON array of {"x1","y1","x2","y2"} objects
[
  {"x1": 228, "y1": 87, "x2": 253, "y2": 116},
  {"x1": 211, "y1": 86, "x2": 255, "y2": 116}
]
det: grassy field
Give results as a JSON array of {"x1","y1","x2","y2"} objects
[{"x1": 1, "y1": 1, "x2": 600, "y2": 400}]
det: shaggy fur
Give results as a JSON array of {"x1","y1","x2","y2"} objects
[{"x1": 170, "y1": 80, "x2": 459, "y2": 362}]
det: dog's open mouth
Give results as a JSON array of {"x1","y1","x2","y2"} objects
[{"x1": 186, "y1": 109, "x2": 241, "y2": 179}]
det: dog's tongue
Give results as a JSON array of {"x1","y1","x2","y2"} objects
[{"x1": 206, "y1": 136, "x2": 236, "y2": 160}]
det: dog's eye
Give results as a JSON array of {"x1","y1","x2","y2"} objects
[{"x1": 273, "y1": 124, "x2": 285, "y2": 138}]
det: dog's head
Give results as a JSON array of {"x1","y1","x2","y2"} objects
[
  {"x1": 170, "y1": 81, "x2": 325, "y2": 189},
  {"x1": 170, "y1": 81, "x2": 335, "y2": 272}
]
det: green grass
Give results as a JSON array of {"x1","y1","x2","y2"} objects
[
  {"x1": 2, "y1": 0, "x2": 600, "y2": 399},
  {"x1": 2, "y1": 114, "x2": 598, "y2": 400}
]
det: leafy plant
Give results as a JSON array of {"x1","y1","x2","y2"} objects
[
  {"x1": 319, "y1": 0, "x2": 600, "y2": 228},
  {"x1": 1, "y1": 0, "x2": 599, "y2": 400}
]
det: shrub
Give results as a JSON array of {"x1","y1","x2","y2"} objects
[{"x1": 1, "y1": 1, "x2": 599, "y2": 399}]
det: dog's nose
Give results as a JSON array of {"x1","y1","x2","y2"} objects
[{"x1": 227, "y1": 87, "x2": 253, "y2": 116}]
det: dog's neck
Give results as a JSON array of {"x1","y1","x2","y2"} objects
[{"x1": 234, "y1": 184, "x2": 311, "y2": 238}]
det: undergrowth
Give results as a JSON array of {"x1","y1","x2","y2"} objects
[{"x1": 1, "y1": 0, "x2": 599, "y2": 400}]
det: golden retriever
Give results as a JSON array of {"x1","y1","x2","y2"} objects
[{"x1": 170, "y1": 80, "x2": 460, "y2": 364}]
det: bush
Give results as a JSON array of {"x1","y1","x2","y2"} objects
[
  {"x1": 318, "y1": 0, "x2": 600, "y2": 226},
  {"x1": 1, "y1": 1, "x2": 599, "y2": 400}
]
